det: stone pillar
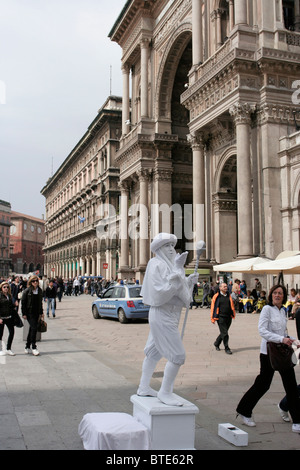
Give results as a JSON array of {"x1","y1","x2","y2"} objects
[
  {"x1": 122, "y1": 64, "x2": 130, "y2": 135},
  {"x1": 189, "y1": 133, "x2": 205, "y2": 258},
  {"x1": 137, "y1": 170, "x2": 150, "y2": 269},
  {"x1": 295, "y1": 0, "x2": 300, "y2": 31},
  {"x1": 235, "y1": 0, "x2": 248, "y2": 25},
  {"x1": 152, "y1": 168, "x2": 173, "y2": 238},
  {"x1": 192, "y1": 0, "x2": 203, "y2": 65},
  {"x1": 216, "y1": 9, "x2": 222, "y2": 48},
  {"x1": 229, "y1": 0, "x2": 235, "y2": 30},
  {"x1": 230, "y1": 103, "x2": 255, "y2": 257},
  {"x1": 119, "y1": 181, "x2": 130, "y2": 270},
  {"x1": 140, "y1": 39, "x2": 149, "y2": 118}
]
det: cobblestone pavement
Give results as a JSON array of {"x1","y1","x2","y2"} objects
[{"x1": 0, "y1": 294, "x2": 299, "y2": 450}]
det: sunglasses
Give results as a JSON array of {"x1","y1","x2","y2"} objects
[
  {"x1": 32, "y1": 280, "x2": 39, "y2": 283},
  {"x1": 2, "y1": 285, "x2": 9, "y2": 288}
]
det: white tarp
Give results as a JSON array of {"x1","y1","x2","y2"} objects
[{"x1": 213, "y1": 257, "x2": 269, "y2": 273}]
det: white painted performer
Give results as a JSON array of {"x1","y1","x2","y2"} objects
[{"x1": 137, "y1": 233, "x2": 199, "y2": 406}]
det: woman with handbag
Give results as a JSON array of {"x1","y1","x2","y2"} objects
[
  {"x1": 21, "y1": 275, "x2": 44, "y2": 356},
  {"x1": 236, "y1": 284, "x2": 300, "y2": 433},
  {"x1": 0, "y1": 281, "x2": 16, "y2": 356}
]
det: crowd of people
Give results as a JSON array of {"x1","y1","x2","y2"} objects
[{"x1": 0, "y1": 271, "x2": 300, "y2": 434}]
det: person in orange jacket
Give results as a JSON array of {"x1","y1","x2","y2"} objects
[{"x1": 211, "y1": 282, "x2": 236, "y2": 354}]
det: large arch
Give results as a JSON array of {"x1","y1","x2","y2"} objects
[{"x1": 155, "y1": 23, "x2": 192, "y2": 121}]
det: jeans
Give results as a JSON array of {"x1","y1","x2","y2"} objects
[
  {"x1": 0, "y1": 317, "x2": 15, "y2": 350},
  {"x1": 47, "y1": 298, "x2": 55, "y2": 316},
  {"x1": 237, "y1": 353, "x2": 300, "y2": 423}
]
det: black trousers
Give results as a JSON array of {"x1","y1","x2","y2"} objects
[
  {"x1": 26, "y1": 315, "x2": 39, "y2": 349},
  {"x1": 236, "y1": 353, "x2": 300, "y2": 423},
  {"x1": 215, "y1": 315, "x2": 232, "y2": 349},
  {"x1": 279, "y1": 385, "x2": 300, "y2": 412},
  {"x1": 0, "y1": 317, "x2": 15, "y2": 350},
  {"x1": 295, "y1": 309, "x2": 300, "y2": 340}
]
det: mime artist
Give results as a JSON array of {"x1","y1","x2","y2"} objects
[{"x1": 137, "y1": 233, "x2": 198, "y2": 406}]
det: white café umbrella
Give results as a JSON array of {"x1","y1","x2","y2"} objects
[
  {"x1": 213, "y1": 256, "x2": 269, "y2": 273},
  {"x1": 252, "y1": 254, "x2": 300, "y2": 275}
]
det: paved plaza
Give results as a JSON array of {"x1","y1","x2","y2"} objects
[{"x1": 0, "y1": 294, "x2": 299, "y2": 451}]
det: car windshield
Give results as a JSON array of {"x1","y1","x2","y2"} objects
[{"x1": 129, "y1": 286, "x2": 142, "y2": 298}]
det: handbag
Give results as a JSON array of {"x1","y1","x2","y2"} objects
[
  {"x1": 12, "y1": 312, "x2": 23, "y2": 328},
  {"x1": 37, "y1": 319, "x2": 47, "y2": 333},
  {"x1": 267, "y1": 342, "x2": 295, "y2": 371}
]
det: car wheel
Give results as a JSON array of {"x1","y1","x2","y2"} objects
[
  {"x1": 92, "y1": 305, "x2": 101, "y2": 319},
  {"x1": 118, "y1": 308, "x2": 128, "y2": 323}
]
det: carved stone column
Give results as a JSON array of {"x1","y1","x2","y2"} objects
[
  {"x1": 188, "y1": 133, "x2": 205, "y2": 258},
  {"x1": 192, "y1": 0, "x2": 203, "y2": 65},
  {"x1": 140, "y1": 38, "x2": 149, "y2": 118},
  {"x1": 216, "y1": 9, "x2": 222, "y2": 48},
  {"x1": 295, "y1": 0, "x2": 300, "y2": 32},
  {"x1": 122, "y1": 64, "x2": 130, "y2": 135},
  {"x1": 152, "y1": 168, "x2": 173, "y2": 237},
  {"x1": 229, "y1": 103, "x2": 256, "y2": 258},
  {"x1": 234, "y1": 0, "x2": 248, "y2": 25},
  {"x1": 119, "y1": 181, "x2": 130, "y2": 270},
  {"x1": 229, "y1": 0, "x2": 235, "y2": 30},
  {"x1": 137, "y1": 169, "x2": 150, "y2": 269}
]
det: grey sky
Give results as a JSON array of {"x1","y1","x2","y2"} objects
[{"x1": 0, "y1": 0, "x2": 125, "y2": 219}]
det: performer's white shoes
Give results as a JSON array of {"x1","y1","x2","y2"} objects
[{"x1": 137, "y1": 386, "x2": 158, "y2": 397}]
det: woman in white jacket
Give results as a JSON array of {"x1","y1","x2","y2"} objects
[
  {"x1": 137, "y1": 233, "x2": 198, "y2": 406},
  {"x1": 236, "y1": 284, "x2": 300, "y2": 432}
]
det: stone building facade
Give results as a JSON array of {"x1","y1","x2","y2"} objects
[
  {"x1": 108, "y1": 0, "x2": 300, "y2": 284},
  {"x1": 41, "y1": 96, "x2": 122, "y2": 280},
  {"x1": 0, "y1": 200, "x2": 12, "y2": 278},
  {"x1": 10, "y1": 211, "x2": 45, "y2": 275}
]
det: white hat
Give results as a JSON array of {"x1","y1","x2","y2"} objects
[{"x1": 150, "y1": 233, "x2": 177, "y2": 253}]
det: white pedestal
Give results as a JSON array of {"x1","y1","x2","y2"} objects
[{"x1": 130, "y1": 394, "x2": 199, "y2": 450}]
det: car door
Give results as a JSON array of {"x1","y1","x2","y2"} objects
[
  {"x1": 109, "y1": 286, "x2": 126, "y2": 317},
  {"x1": 98, "y1": 287, "x2": 115, "y2": 316}
]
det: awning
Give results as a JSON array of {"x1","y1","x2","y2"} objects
[
  {"x1": 253, "y1": 254, "x2": 300, "y2": 275},
  {"x1": 213, "y1": 257, "x2": 269, "y2": 273}
]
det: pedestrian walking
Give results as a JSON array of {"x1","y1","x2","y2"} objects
[
  {"x1": 236, "y1": 284, "x2": 300, "y2": 432},
  {"x1": 211, "y1": 282, "x2": 236, "y2": 354},
  {"x1": 45, "y1": 279, "x2": 57, "y2": 318},
  {"x1": 21, "y1": 275, "x2": 44, "y2": 356},
  {"x1": 0, "y1": 281, "x2": 16, "y2": 356}
]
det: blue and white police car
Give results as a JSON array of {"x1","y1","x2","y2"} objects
[{"x1": 91, "y1": 284, "x2": 149, "y2": 323}]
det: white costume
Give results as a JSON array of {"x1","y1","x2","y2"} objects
[{"x1": 137, "y1": 233, "x2": 198, "y2": 406}]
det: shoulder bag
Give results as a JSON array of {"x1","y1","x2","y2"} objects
[{"x1": 267, "y1": 342, "x2": 295, "y2": 371}]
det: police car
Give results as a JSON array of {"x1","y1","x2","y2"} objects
[{"x1": 91, "y1": 284, "x2": 149, "y2": 323}]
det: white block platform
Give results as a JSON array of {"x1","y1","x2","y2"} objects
[
  {"x1": 78, "y1": 412, "x2": 150, "y2": 450},
  {"x1": 131, "y1": 394, "x2": 199, "y2": 450},
  {"x1": 218, "y1": 423, "x2": 248, "y2": 447}
]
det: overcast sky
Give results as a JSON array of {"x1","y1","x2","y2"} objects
[{"x1": 0, "y1": 0, "x2": 125, "y2": 219}]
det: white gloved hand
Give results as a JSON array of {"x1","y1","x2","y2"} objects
[
  {"x1": 188, "y1": 272, "x2": 199, "y2": 285},
  {"x1": 174, "y1": 251, "x2": 188, "y2": 269}
]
